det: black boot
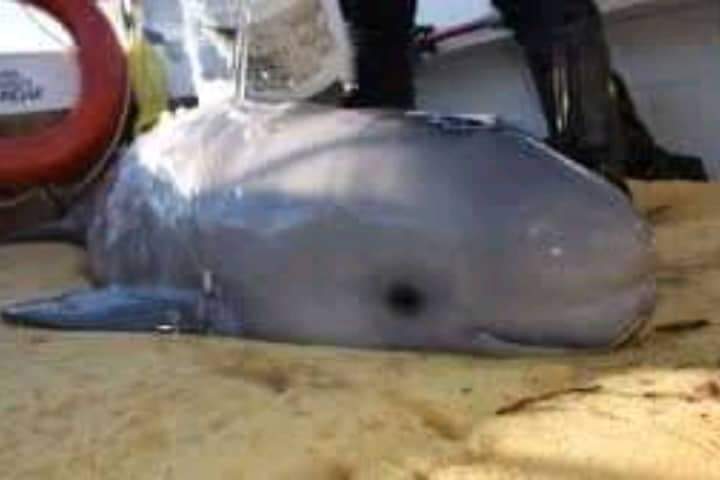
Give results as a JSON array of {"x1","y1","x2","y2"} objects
[
  {"x1": 493, "y1": 0, "x2": 631, "y2": 196},
  {"x1": 527, "y1": 20, "x2": 631, "y2": 196},
  {"x1": 610, "y1": 73, "x2": 708, "y2": 181},
  {"x1": 338, "y1": 0, "x2": 417, "y2": 109}
]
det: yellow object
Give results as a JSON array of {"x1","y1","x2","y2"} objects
[{"x1": 127, "y1": 34, "x2": 169, "y2": 135}]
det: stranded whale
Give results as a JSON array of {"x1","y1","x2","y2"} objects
[{"x1": 2, "y1": 102, "x2": 656, "y2": 355}]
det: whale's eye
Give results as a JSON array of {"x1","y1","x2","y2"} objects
[{"x1": 385, "y1": 282, "x2": 426, "y2": 317}]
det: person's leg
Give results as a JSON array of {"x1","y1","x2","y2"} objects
[
  {"x1": 493, "y1": 0, "x2": 707, "y2": 186},
  {"x1": 338, "y1": 0, "x2": 417, "y2": 109},
  {"x1": 492, "y1": 0, "x2": 630, "y2": 193}
]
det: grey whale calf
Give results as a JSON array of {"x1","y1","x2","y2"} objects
[{"x1": 3, "y1": 101, "x2": 656, "y2": 355}]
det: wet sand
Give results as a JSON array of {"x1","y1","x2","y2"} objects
[{"x1": 1, "y1": 181, "x2": 720, "y2": 479}]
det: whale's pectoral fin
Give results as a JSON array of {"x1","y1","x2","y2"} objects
[{"x1": 2, "y1": 287, "x2": 209, "y2": 334}]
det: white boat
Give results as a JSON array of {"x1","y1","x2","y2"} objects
[{"x1": 1, "y1": 0, "x2": 718, "y2": 177}]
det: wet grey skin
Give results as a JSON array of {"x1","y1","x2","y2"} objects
[{"x1": 2, "y1": 102, "x2": 657, "y2": 356}]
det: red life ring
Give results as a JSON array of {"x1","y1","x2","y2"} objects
[{"x1": 0, "y1": 0, "x2": 129, "y2": 186}]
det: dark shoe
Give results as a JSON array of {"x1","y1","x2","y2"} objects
[
  {"x1": 625, "y1": 148, "x2": 708, "y2": 181},
  {"x1": 610, "y1": 73, "x2": 709, "y2": 182}
]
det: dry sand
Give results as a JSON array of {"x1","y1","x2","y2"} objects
[{"x1": 1, "y1": 181, "x2": 719, "y2": 480}]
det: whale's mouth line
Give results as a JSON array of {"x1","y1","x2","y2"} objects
[{"x1": 609, "y1": 279, "x2": 658, "y2": 349}]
